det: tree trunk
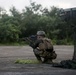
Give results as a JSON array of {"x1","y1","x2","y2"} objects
[
  {"x1": 73, "y1": 32, "x2": 76, "y2": 61},
  {"x1": 73, "y1": 45, "x2": 76, "y2": 60}
]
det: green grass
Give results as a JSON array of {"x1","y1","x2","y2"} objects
[{"x1": 15, "y1": 59, "x2": 40, "y2": 64}]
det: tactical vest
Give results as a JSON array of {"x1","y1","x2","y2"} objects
[{"x1": 38, "y1": 38, "x2": 53, "y2": 51}]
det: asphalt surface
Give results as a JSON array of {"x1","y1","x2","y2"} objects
[{"x1": 0, "y1": 45, "x2": 76, "y2": 75}]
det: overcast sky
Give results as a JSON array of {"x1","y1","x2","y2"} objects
[{"x1": 0, "y1": 0, "x2": 76, "y2": 12}]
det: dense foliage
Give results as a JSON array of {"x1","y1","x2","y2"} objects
[{"x1": 0, "y1": 2, "x2": 74, "y2": 44}]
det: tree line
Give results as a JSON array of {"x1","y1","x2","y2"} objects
[{"x1": 0, "y1": 2, "x2": 74, "y2": 45}]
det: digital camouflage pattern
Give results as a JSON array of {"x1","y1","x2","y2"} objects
[
  {"x1": 38, "y1": 38, "x2": 57, "y2": 59},
  {"x1": 33, "y1": 38, "x2": 57, "y2": 63},
  {"x1": 38, "y1": 38, "x2": 53, "y2": 50},
  {"x1": 24, "y1": 30, "x2": 57, "y2": 63}
]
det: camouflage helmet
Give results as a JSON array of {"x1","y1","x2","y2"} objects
[{"x1": 37, "y1": 31, "x2": 45, "y2": 36}]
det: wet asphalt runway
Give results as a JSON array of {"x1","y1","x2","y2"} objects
[{"x1": 0, "y1": 45, "x2": 76, "y2": 75}]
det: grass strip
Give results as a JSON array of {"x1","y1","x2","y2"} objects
[{"x1": 15, "y1": 59, "x2": 40, "y2": 64}]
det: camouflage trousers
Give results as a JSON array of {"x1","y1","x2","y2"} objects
[{"x1": 33, "y1": 49, "x2": 57, "y2": 60}]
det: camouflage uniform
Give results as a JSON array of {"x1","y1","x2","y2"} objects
[{"x1": 30, "y1": 31, "x2": 57, "y2": 63}]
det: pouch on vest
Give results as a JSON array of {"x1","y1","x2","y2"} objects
[{"x1": 38, "y1": 38, "x2": 53, "y2": 50}]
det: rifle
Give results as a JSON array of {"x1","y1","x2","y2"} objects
[{"x1": 20, "y1": 35, "x2": 37, "y2": 44}]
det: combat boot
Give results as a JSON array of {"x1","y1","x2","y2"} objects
[{"x1": 43, "y1": 58, "x2": 53, "y2": 64}]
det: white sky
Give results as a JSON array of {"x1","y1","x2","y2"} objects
[{"x1": 0, "y1": 0, "x2": 76, "y2": 12}]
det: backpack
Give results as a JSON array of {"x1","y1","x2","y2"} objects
[
  {"x1": 38, "y1": 38, "x2": 57, "y2": 59},
  {"x1": 38, "y1": 38, "x2": 53, "y2": 51}
]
